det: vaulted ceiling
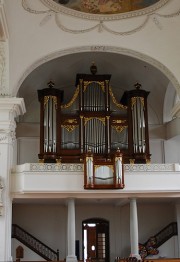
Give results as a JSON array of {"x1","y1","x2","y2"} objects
[{"x1": 18, "y1": 51, "x2": 171, "y2": 125}]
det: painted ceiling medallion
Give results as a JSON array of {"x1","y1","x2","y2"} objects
[{"x1": 41, "y1": 0, "x2": 169, "y2": 20}]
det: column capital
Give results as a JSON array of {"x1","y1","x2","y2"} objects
[
  {"x1": 0, "y1": 97, "x2": 25, "y2": 124},
  {"x1": 0, "y1": 97, "x2": 26, "y2": 143},
  {"x1": 0, "y1": 97, "x2": 25, "y2": 115}
]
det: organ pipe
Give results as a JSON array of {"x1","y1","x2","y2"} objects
[
  {"x1": 38, "y1": 81, "x2": 63, "y2": 163},
  {"x1": 115, "y1": 148, "x2": 123, "y2": 186},
  {"x1": 120, "y1": 82, "x2": 150, "y2": 163}
]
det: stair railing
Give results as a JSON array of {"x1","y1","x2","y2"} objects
[
  {"x1": 154, "y1": 222, "x2": 178, "y2": 247},
  {"x1": 12, "y1": 224, "x2": 59, "y2": 261}
]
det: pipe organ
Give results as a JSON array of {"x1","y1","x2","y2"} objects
[
  {"x1": 38, "y1": 81, "x2": 64, "y2": 163},
  {"x1": 38, "y1": 65, "x2": 150, "y2": 189},
  {"x1": 120, "y1": 82, "x2": 150, "y2": 164}
]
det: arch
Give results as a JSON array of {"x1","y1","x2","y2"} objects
[
  {"x1": 163, "y1": 82, "x2": 177, "y2": 123},
  {"x1": 83, "y1": 217, "x2": 109, "y2": 224},
  {"x1": 82, "y1": 217, "x2": 109, "y2": 262},
  {"x1": 14, "y1": 45, "x2": 180, "y2": 96}
]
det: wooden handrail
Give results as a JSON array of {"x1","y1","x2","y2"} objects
[{"x1": 12, "y1": 224, "x2": 59, "y2": 261}]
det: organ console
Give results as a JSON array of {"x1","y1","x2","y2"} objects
[{"x1": 38, "y1": 64, "x2": 150, "y2": 189}]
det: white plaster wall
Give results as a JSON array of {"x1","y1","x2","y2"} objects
[
  {"x1": 12, "y1": 239, "x2": 46, "y2": 261},
  {"x1": 16, "y1": 136, "x2": 177, "y2": 164},
  {"x1": 12, "y1": 202, "x2": 176, "y2": 261},
  {"x1": 12, "y1": 204, "x2": 67, "y2": 261},
  {"x1": 164, "y1": 137, "x2": 180, "y2": 164},
  {"x1": 4, "y1": 0, "x2": 180, "y2": 96},
  {"x1": 17, "y1": 137, "x2": 39, "y2": 164},
  {"x1": 149, "y1": 139, "x2": 165, "y2": 163}
]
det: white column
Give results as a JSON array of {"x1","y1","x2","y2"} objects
[
  {"x1": 130, "y1": 198, "x2": 141, "y2": 259},
  {"x1": 66, "y1": 198, "x2": 77, "y2": 262},
  {"x1": 0, "y1": 98, "x2": 25, "y2": 261}
]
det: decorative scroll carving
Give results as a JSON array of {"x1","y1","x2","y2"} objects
[
  {"x1": 83, "y1": 81, "x2": 105, "y2": 92},
  {"x1": 61, "y1": 124, "x2": 78, "y2": 132},
  {"x1": 61, "y1": 86, "x2": 79, "y2": 109},
  {"x1": 44, "y1": 95, "x2": 57, "y2": 109},
  {"x1": 84, "y1": 117, "x2": 106, "y2": 126},
  {"x1": 112, "y1": 125, "x2": 127, "y2": 133},
  {"x1": 0, "y1": 130, "x2": 16, "y2": 144},
  {"x1": 131, "y1": 96, "x2": 144, "y2": 109},
  {"x1": 61, "y1": 119, "x2": 79, "y2": 132},
  {"x1": 109, "y1": 86, "x2": 127, "y2": 110}
]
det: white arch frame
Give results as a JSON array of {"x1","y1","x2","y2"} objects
[{"x1": 14, "y1": 45, "x2": 180, "y2": 97}]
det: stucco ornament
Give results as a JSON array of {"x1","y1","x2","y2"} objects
[
  {"x1": 22, "y1": 0, "x2": 180, "y2": 35},
  {"x1": 0, "y1": 177, "x2": 4, "y2": 216},
  {"x1": 0, "y1": 129, "x2": 16, "y2": 144},
  {"x1": 0, "y1": 42, "x2": 9, "y2": 96}
]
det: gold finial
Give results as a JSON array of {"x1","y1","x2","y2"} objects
[
  {"x1": 47, "y1": 80, "x2": 55, "y2": 88},
  {"x1": 134, "y1": 82, "x2": 141, "y2": 90},
  {"x1": 90, "y1": 62, "x2": 97, "y2": 75},
  {"x1": 117, "y1": 147, "x2": 120, "y2": 153}
]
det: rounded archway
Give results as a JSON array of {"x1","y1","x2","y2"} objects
[
  {"x1": 17, "y1": 48, "x2": 174, "y2": 126},
  {"x1": 82, "y1": 218, "x2": 109, "y2": 262}
]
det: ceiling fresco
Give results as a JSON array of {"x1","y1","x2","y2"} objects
[{"x1": 53, "y1": 0, "x2": 160, "y2": 15}]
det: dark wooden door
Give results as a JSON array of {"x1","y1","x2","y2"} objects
[{"x1": 83, "y1": 218, "x2": 109, "y2": 262}]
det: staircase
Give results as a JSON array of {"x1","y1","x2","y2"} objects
[
  {"x1": 139, "y1": 222, "x2": 178, "y2": 258},
  {"x1": 12, "y1": 224, "x2": 59, "y2": 261},
  {"x1": 154, "y1": 222, "x2": 178, "y2": 248}
]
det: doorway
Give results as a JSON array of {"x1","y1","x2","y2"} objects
[{"x1": 82, "y1": 218, "x2": 109, "y2": 262}]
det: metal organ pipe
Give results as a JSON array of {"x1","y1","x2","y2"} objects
[
  {"x1": 83, "y1": 82, "x2": 107, "y2": 154},
  {"x1": 132, "y1": 97, "x2": 145, "y2": 154},
  {"x1": 107, "y1": 117, "x2": 110, "y2": 154},
  {"x1": 43, "y1": 96, "x2": 57, "y2": 153}
]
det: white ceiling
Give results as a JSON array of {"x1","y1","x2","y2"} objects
[
  {"x1": 12, "y1": 196, "x2": 178, "y2": 206},
  {"x1": 19, "y1": 51, "x2": 170, "y2": 125}
]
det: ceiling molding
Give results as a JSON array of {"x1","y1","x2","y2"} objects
[
  {"x1": 22, "y1": 0, "x2": 180, "y2": 36},
  {"x1": 41, "y1": 0, "x2": 170, "y2": 21}
]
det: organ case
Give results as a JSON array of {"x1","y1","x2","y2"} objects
[{"x1": 38, "y1": 67, "x2": 150, "y2": 188}]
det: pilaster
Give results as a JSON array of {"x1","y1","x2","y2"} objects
[{"x1": 0, "y1": 98, "x2": 25, "y2": 261}]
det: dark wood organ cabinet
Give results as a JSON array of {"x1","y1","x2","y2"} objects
[{"x1": 38, "y1": 66, "x2": 150, "y2": 189}]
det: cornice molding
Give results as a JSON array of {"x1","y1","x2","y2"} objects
[{"x1": 0, "y1": 97, "x2": 26, "y2": 116}]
